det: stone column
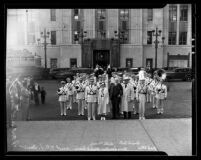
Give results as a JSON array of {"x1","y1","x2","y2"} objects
[
  {"x1": 176, "y1": 4, "x2": 180, "y2": 45},
  {"x1": 62, "y1": 9, "x2": 72, "y2": 44}
]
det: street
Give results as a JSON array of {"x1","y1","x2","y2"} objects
[{"x1": 25, "y1": 80, "x2": 192, "y2": 121}]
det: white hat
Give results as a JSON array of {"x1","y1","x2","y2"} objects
[{"x1": 123, "y1": 77, "x2": 130, "y2": 81}]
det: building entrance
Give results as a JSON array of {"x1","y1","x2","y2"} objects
[{"x1": 93, "y1": 50, "x2": 110, "y2": 69}]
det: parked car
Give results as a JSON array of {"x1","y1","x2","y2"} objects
[
  {"x1": 166, "y1": 67, "x2": 192, "y2": 81},
  {"x1": 53, "y1": 68, "x2": 94, "y2": 80},
  {"x1": 49, "y1": 68, "x2": 70, "y2": 79}
]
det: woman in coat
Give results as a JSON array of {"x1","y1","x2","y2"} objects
[{"x1": 98, "y1": 82, "x2": 109, "y2": 120}]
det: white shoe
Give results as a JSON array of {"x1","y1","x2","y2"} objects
[
  {"x1": 88, "y1": 117, "x2": 91, "y2": 120},
  {"x1": 64, "y1": 113, "x2": 66, "y2": 116},
  {"x1": 152, "y1": 106, "x2": 155, "y2": 108},
  {"x1": 103, "y1": 117, "x2": 106, "y2": 120},
  {"x1": 142, "y1": 117, "x2": 146, "y2": 120},
  {"x1": 101, "y1": 117, "x2": 103, "y2": 120},
  {"x1": 139, "y1": 117, "x2": 142, "y2": 120},
  {"x1": 93, "y1": 117, "x2": 96, "y2": 120},
  {"x1": 133, "y1": 111, "x2": 137, "y2": 115},
  {"x1": 61, "y1": 113, "x2": 63, "y2": 116}
]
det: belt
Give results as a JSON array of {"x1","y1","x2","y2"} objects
[
  {"x1": 77, "y1": 91, "x2": 84, "y2": 93},
  {"x1": 87, "y1": 93, "x2": 96, "y2": 95},
  {"x1": 139, "y1": 93, "x2": 146, "y2": 94}
]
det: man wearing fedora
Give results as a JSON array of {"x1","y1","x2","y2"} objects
[
  {"x1": 85, "y1": 76, "x2": 98, "y2": 120},
  {"x1": 121, "y1": 77, "x2": 135, "y2": 119},
  {"x1": 109, "y1": 77, "x2": 123, "y2": 119}
]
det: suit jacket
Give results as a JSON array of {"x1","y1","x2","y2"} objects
[{"x1": 109, "y1": 83, "x2": 123, "y2": 100}]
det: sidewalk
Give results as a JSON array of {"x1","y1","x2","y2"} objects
[{"x1": 7, "y1": 118, "x2": 192, "y2": 156}]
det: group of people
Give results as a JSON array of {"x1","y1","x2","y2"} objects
[
  {"x1": 57, "y1": 65, "x2": 168, "y2": 121},
  {"x1": 6, "y1": 75, "x2": 46, "y2": 128}
]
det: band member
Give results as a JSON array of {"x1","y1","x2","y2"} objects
[
  {"x1": 57, "y1": 81, "x2": 68, "y2": 116},
  {"x1": 136, "y1": 76, "x2": 148, "y2": 120},
  {"x1": 145, "y1": 74, "x2": 153, "y2": 103},
  {"x1": 109, "y1": 77, "x2": 123, "y2": 119},
  {"x1": 155, "y1": 78, "x2": 167, "y2": 114},
  {"x1": 65, "y1": 77, "x2": 74, "y2": 110},
  {"x1": 121, "y1": 77, "x2": 135, "y2": 119},
  {"x1": 150, "y1": 75, "x2": 159, "y2": 108},
  {"x1": 131, "y1": 75, "x2": 138, "y2": 114},
  {"x1": 75, "y1": 77, "x2": 86, "y2": 116},
  {"x1": 98, "y1": 82, "x2": 109, "y2": 120},
  {"x1": 85, "y1": 77, "x2": 98, "y2": 120}
]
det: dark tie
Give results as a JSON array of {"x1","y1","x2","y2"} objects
[{"x1": 125, "y1": 84, "x2": 127, "y2": 88}]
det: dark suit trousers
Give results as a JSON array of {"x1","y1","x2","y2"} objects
[{"x1": 111, "y1": 98, "x2": 120, "y2": 118}]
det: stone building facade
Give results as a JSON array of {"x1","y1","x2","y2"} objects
[{"x1": 7, "y1": 4, "x2": 192, "y2": 69}]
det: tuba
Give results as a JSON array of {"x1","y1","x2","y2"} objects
[{"x1": 153, "y1": 69, "x2": 167, "y2": 81}]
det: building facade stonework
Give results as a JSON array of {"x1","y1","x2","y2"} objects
[{"x1": 7, "y1": 5, "x2": 192, "y2": 69}]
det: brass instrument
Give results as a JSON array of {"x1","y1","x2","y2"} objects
[{"x1": 153, "y1": 69, "x2": 166, "y2": 81}]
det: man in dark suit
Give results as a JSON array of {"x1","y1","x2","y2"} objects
[{"x1": 109, "y1": 77, "x2": 123, "y2": 119}]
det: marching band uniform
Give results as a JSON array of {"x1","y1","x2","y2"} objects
[
  {"x1": 85, "y1": 78, "x2": 98, "y2": 120},
  {"x1": 75, "y1": 79, "x2": 86, "y2": 116},
  {"x1": 145, "y1": 76, "x2": 153, "y2": 103},
  {"x1": 65, "y1": 79, "x2": 74, "y2": 110},
  {"x1": 131, "y1": 78, "x2": 138, "y2": 114},
  {"x1": 121, "y1": 77, "x2": 135, "y2": 119},
  {"x1": 57, "y1": 81, "x2": 68, "y2": 116},
  {"x1": 150, "y1": 78, "x2": 159, "y2": 108},
  {"x1": 155, "y1": 81, "x2": 167, "y2": 114},
  {"x1": 136, "y1": 77, "x2": 148, "y2": 120},
  {"x1": 98, "y1": 82, "x2": 109, "y2": 120}
]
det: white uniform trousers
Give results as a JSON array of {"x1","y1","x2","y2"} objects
[
  {"x1": 66, "y1": 95, "x2": 73, "y2": 109},
  {"x1": 87, "y1": 102, "x2": 96, "y2": 120},
  {"x1": 77, "y1": 99, "x2": 85, "y2": 115},
  {"x1": 156, "y1": 98, "x2": 165, "y2": 114},
  {"x1": 138, "y1": 93, "x2": 146, "y2": 118}
]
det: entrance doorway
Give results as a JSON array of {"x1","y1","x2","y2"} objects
[
  {"x1": 146, "y1": 58, "x2": 153, "y2": 69},
  {"x1": 93, "y1": 50, "x2": 110, "y2": 69}
]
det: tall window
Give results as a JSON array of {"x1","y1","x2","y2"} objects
[
  {"x1": 147, "y1": 31, "x2": 152, "y2": 44},
  {"x1": 169, "y1": 5, "x2": 177, "y2": 21},
  {"x1": 119, "y1": 9, "x2": 129, "y2": 43},
  {"x1": 180, "y1": 5, "x2": 188, "y2": 21},
  {"x1": 147, "y1": 9, "x2": 153, "y2": 21},
  {"x1": 179, "y1": 32, "x2": 187, "y2": 45},
  {"x1": 168, "y1": 32, "x2": 176, "y2": 45},
  {"x1": 50, "y1": 9, "x2": 56, "y2": 21},
  {"x1": 72, "y1": 9, "x2": 83, "y2": 43},
  {"x1": 51, "y1": 31, "x2": 56, "y2": 45},
  {"x1": 96, "y1": 9, "x2": 106, "y2": 39},
  {"x1": 50, "y1": 58, "x2": 57, "y2": 68}
]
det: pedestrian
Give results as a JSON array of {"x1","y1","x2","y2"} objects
[
  {"x1": 98, "y1": 82, "x2": 109, "y2": 120},
  {"x1": 85, "y1": 76, "x2": 98, "y2": 120},
  {"x1": 65, "y1": 77, "x2": 74, "y2": 110},
  {"x1": 57, "y1": 81, "x2": 68, "y2": 116},
  {"x1": 109, "y1": 77, "x2": 123, "y2": 119},
  {"x1": 33, "y1": 82, "x2": 40, "y2": 105},
  {"x1": 136, "y1": 75, "x2": 148, "y2": 120},
  {"x1": 75, "y1": 77, "x2": 85, "y2": 116},
  {"x1": 40, "y1": 87, "x2": 47, "y2": 104},
  {"x1": 155, "y1": 77, "x2": 167, "y2": 114},
  {"x1": 121, "y1": 77, "x2": 135, "y2": 119}
]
